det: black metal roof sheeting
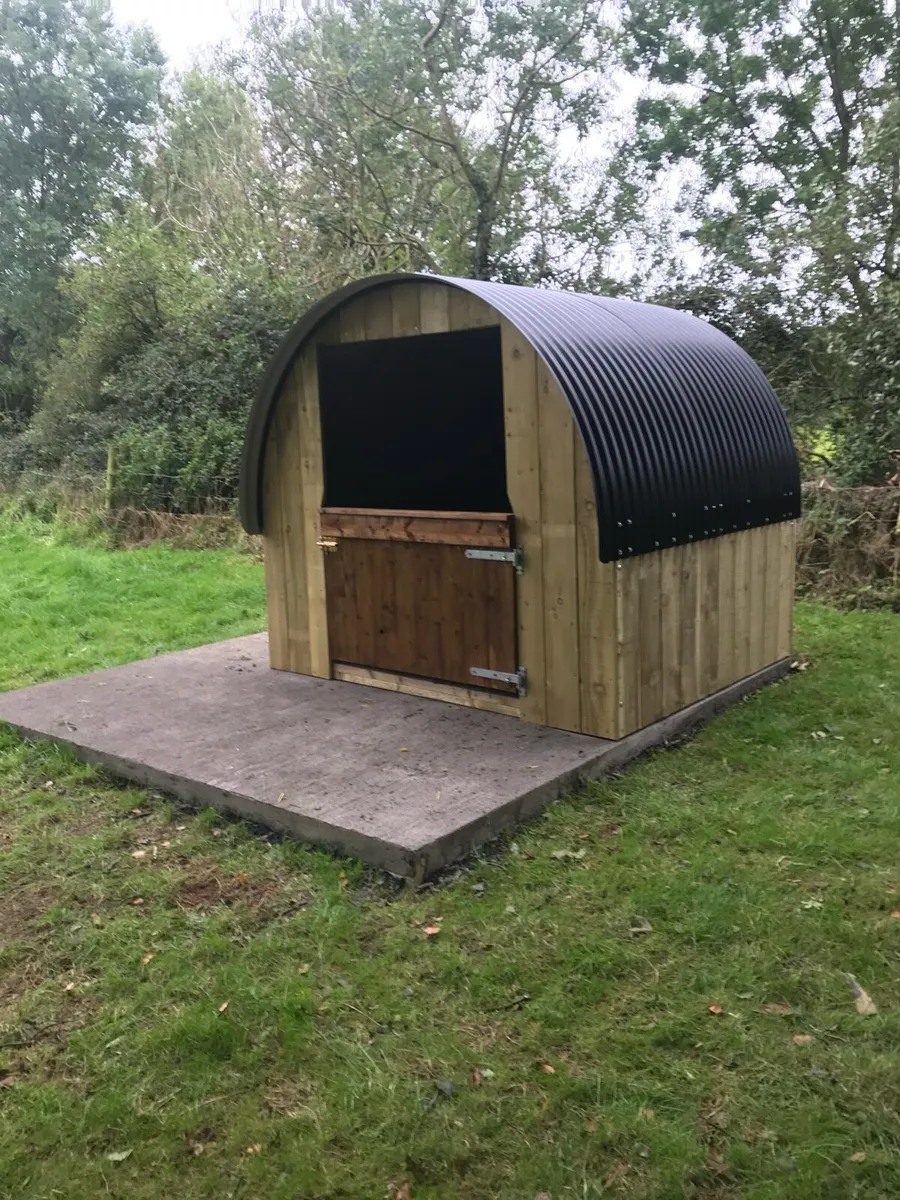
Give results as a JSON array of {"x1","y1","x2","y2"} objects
[{"x1": 239, "y1": 273, "x2": 801, "y2": 561}]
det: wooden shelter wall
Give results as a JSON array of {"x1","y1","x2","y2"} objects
[{"x1": 261, "y1": 280, "x2": 795, "y2": 740}]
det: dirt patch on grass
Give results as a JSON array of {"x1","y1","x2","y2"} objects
[
  {"x1": 173, "y1": 871, "x2": 309, "y2": 917},
  {"x1": 0, "y1": 887, "x2": 53, "y2": 947}
]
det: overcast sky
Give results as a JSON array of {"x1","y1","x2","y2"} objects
[{"x1": 109, "y1": 0, "x2": 250, "y2": 66}]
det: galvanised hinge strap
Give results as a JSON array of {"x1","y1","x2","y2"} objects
[
  {"x1": 464, "y1": 545, "x2": 524, "y2": 575},
  {"x1": 469, "y1": 665, "x2": 528, "y2": 696}
]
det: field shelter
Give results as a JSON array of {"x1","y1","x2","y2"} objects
[{"x1": 239, "y1": 274, "x2": 801, "y2": 741}]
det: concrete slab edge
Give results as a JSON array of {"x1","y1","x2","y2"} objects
[
  {"x1": 2, "y1": 656, "x2": 791, "y2": 881},
  {"x1": 0, "y1": 723, "x2": 417, "y2": 877},
  {"x1": 408, "y1": 657, "x2": 793, "y2": 878}
]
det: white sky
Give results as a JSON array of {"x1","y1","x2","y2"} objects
[{"x1": 109, "y1": 0, "x2": 257, "y2": 67}]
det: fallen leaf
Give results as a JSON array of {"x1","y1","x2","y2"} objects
[
  {"x1": 141, "y1": 952, "x2": 154, "y2": 965},
  {"x1": 131, "y1": 850, "x2": 146, "y2": 860},
  {"x1": 191, "y1": 1142, "x2": 205, "y2": 1156},
  {"x1": 541, "y1": 1063, "x2": 556, "y2": 1074},
  {"x1": 847, "y1": 974, "x2": 878, "y2": 1015},
  {"x1": 801, "y1": 898, "x2": 824, "y2": 910},
  {"x1": 161, "y1": 841, "x2": 171, "y2": 848},
  {"x1": 235, "y1": 872, "x2": 249, "y2": 885},
  {"x1": 578, "y1": 832, "x2": 590, "y2": 840},
  {"x1": 891, "y1": 910, "x2": 900, "y2": 919},
  {"x1": 131, "y1": 897, "x2": 144, "y2": 906},
  {"x1": 218, "y1": 1001, "x2": 229, "y2": 1014},
  {"x1": 708, "y1": 1004, "x2": 723, "y2": 1015},
  {"x1": 297, "y1": 964, "x2": 310, "y2": 975},
  {"x1": 629, "y1": 915, "x2": 653, "y2": 936},
  {"x1": 64, "y1": 982, "x2": 75, "y2": 992},
  {"x1": 470, "y1": 1068, "x2": 482, "y2": 1087},
  {"x1": 176, "y1": 825, "x2": 186, "y2": 831},
  {"x1": 130, "y1": 808, "x2": 142, "y2": 815},
  {"x1": 479, "y1": 1067, "x2": 495, "y2": 1079},
  {"x1": 585, "y1": 1120, "x2": 597, "y2": 1133},
  {"x1": 0, "y1": 1075, "x2": 16, "y2": 1089},
  {"x1": 639, "y1": 1107, "x2": 655, "y2": 1121},
  {"x1": 390, "y1": 1183, "x2": 412, "y2": 1200},
  {"x1": 550, "y1": 849, "x2": 586, "y2": 861},
  {"x1": 849, "y1": 1151, "x2": 866, "y2": 1163},
  {"x1": 106, "y1": 1149, "x2": 132, "y2": 1162},
  {"x1": 91, "y1": 913, "x2": 102, "y2": 926},
  {"x1": 535, "y1": 1194, "x2": 552, "y2": 1200},
  {"x1": 424, "y1": 926, "x2": 441, "y2": 937},
  {"x1": 793, "y1": 1033, "x2": 813, "y2": 1046},
  {"x1": 761, "y1": 1002, "x2": 793, "y2": 1016},
  {"x1": 399, "y1": 747, "x2": 409, "y2": 753},
  {"x1": 246, "y1": 1143, "x2": 261, "y2": 1155}
]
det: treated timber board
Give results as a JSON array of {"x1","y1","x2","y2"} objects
[
  {"x1": 320, "y1": 508, "x2": 513, "y2": 547},
  {"x1": 275, "y1": 381, "x2": 311, "y2": 674},
  {"x1": 501, "y1": 318, "x2": 547, "y2": 725},
  {"x1": 698, "y1": 538, "x2": 720, "y2": 697},
  {"x1": 575, "y1": 445, "x2": 618, "y2": 738},
  {"x1": 776, "y1": 521, "x2": 796, "y2": 660},
  {"x1": 296, "y1": 347, "x2": 330, "y2": 678},
  {"x1": 262, "y1": 425, "x2": 291, "y2": 671},
  {"x1": 716, "y1": 533, "x2": 737, "y2": 690},
  {"x1": 449, "y1": 288, "x2": 495, "y2": 330},
  {"x1": 363, "y1": 289, "x2": 394, "y2": 341},
  {"x1": 660, "y1": 546, "x2": 683, "y2": 716},
  {"x1": 748, "y1": 525, "x2": 767, "y2": 672},
  {"x1": 639, "y1": 552, "x2": 664, "y2": 724},
  {"x1": 616, "y1": 559, "x2": 642, "y2": 736},
  {"x1": 391, "y1": 284, "x2": 421, "y2": 337},
  {"x1": 733, "y1": 529, "x2": 752, "y2": 682},
  {"x1": 418, "y1": 283, "x2": 451, "y2": 334},
  {"x1": 537, "y1": 360, "x2": 580, "y2": 732},
  {"x1": 762, "y1": 524, "x2": 781, "y2": 667},
  {"x1": 332, "y1": 662, "x2": 522, "y2": 717},
  {"x1": 679, "y1": 542, "x2": 700, "y2": 706}
]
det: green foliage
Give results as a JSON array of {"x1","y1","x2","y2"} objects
[
  {"x1": 624, "y1": 0, "x2": 900, "y2": 482},
  {"x1": 238, "y1": 0, "x2": 622, "y2": 283},
  {"x1": 0, "y1": 0, "x2": 163, "y2": 426},
  {"x1": 2, "y1": 534, "x2": 900, "y2": 1195}
]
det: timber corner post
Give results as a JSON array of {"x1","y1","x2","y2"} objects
[{"x1": 239, "y1": 272, "x2": 801, "y2": 742}]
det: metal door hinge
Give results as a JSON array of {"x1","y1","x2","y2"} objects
[
  {"x1": 464, "y1": 545, "x2": 524, "y2": 575},
  {"x1": 470, "y1": 665, "x2": 528, "y2": 696}
]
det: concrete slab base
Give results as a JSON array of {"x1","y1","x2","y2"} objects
[{"x1": 0, "y1": 637, "x2": 790, "y2": 878}]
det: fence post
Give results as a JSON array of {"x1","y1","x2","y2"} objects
[{"x1": 105, "y1": 445, "x2": 117, "y2": 511}]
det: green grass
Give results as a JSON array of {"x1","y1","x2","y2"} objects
[
  {"x1": 0, "y1": 522, "x2": 266, "y2": 690},
  {"x1": 1, "y1": 526, "x2": 899, "y2": 1198}
]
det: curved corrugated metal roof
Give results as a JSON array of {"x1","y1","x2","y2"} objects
[{"x1": 239, "y1": 273, "x2": 800, "y2": 561}]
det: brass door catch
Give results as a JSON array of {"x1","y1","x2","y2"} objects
[{"x1": 316, "y1": 537, "x2": 338, "y2": 552}]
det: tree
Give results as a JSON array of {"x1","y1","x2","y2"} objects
[
  {"x1": 0, "y1": 0, "x2": 163, "y2": 428},
  {"x1": 235, "y1": 0, "x2": 623, "y2": 284},
  {"x1": 623, "y1": 0, "x2": 900, "y2": 481}
]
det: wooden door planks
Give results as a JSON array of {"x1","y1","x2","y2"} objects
[{"x1": 324, "y1": 539, "x2": 518, "y2": 692}]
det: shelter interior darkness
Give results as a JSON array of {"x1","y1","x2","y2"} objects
[{"x1": 317, "y1": 326, "x2": 511, "y2": 513}]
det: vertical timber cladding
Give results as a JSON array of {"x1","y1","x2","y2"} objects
[
  {"x1": 612, "y1": 522, "x2": 796, "y2": 738},
  {"x1": 260, "y1": 276, "x2": 796, "y2": 740}
]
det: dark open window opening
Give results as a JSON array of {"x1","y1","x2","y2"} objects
[{"x1": 318, "y1": 326, "x2": 511, "y2": 513}]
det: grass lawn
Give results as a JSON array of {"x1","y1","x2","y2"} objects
[{"x1": 1, "y1": 523, "x2": 899, "y2": 1198}]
